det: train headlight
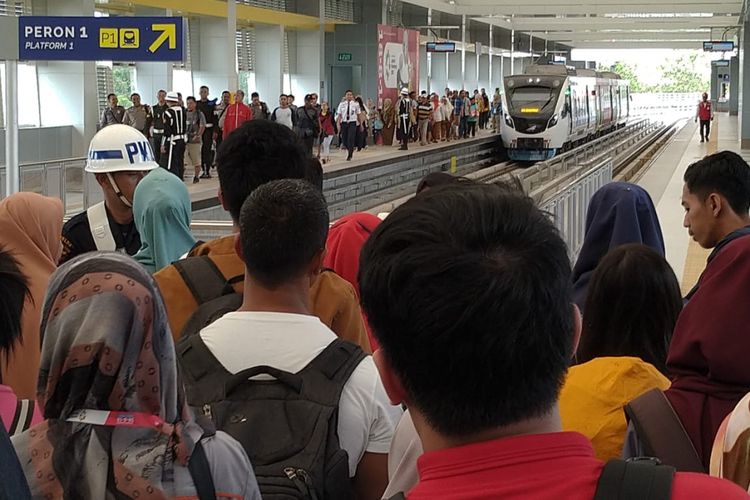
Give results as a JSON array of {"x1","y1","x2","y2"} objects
[
  {"x1": 504, "y1": 114, "x2": 514, "y2": 128},
  {"x1": 548, "y1": 114, "x2": 559, "y2": 128}
]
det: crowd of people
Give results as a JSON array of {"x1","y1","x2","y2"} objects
[
  {"x1": 99, "y1": 85, "x2": 505, "y2": 173},
  {"x1": 2, "y1": 110, "x2": 750, "y2": 499}
]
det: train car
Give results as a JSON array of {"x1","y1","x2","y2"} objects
[{"x1": 501, "y1": 65, "x2": 630, "y2": 161}]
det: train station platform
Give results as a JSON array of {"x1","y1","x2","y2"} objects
[
  {"x1": 190, "y1": 128, "x2": 500, "y2": 218},
  {"x1": 638, "y1": 112, "x2": 740, "y2": 294}
]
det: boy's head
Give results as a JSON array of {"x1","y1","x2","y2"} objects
[
  {"x1": 682, "y1": 151, "x2": 750, "y2": 248},
  {"x1": 216, "y1": 120, "x2": 308, "y2": 222},
  {"x1": 359, "y1": 182, "x2": 578, "y2": 438},
  {"x1": 237, "y1": 179, "x2": 329, "y2": 289}
]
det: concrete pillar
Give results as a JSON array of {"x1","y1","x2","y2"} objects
[
  {"x1": 193, "y1": 16, "x2": 238, "y2": 95},
  {"x1": 461, "y1": 15, "x2": 466, "y2": 89},
  {"x1": 35, "y1": 0, "x2": 97, "y2": 156},
  {"x1": 426, "y1": 8, "x2": 432, "y2": 94},
  {"x1": 255, "y1": 24, "x2": 284, "y2": 103},
  {"x1": 730, "y1": 56, "x2": 739, "y2": 116},
  {"x1": 294, "y1": 30, "x2": 323, "y2": 98},
  {"x1": 740, "y1": 23, "x2": 750, "y2": 148}
]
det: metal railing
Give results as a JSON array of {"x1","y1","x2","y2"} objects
[{"x1": 538, "y1": 159, "x2": 613, "y2": 263}]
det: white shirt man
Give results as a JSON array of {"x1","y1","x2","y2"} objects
[
  {"x1": 271, "y1": 94, "x2": 295, "y2": 129},
  {"x1": 336, "y1": 91, "x2": 362, "y2": 161},
  {"x1": 200, "y1": 311, "x2": 400, "y2": 477}
]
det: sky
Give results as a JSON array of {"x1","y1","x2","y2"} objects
[{"x1": 570, "y1": 49, "x2": 731, "y2": 85}]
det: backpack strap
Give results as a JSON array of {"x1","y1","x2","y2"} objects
[
  {"x1": 9, "y1": 399, "x2": 35, "y2": 436},
  {"x1": 594, "y1": 459, "x2": 675, "y2": 500},
  {"x1": 188, "y1": 441, "x2": 217, "y2": 500},
  {"x1": 300, "y1": 339, "x2": 366, "y2": 405},
  {"x1": 173, "y1": 256, "x2": 234, "y2": 306},
  {"x1": 624, "y1": 389, "x2": 704, "y2": 472},
  {"x1": 177, "y1": 333, "x2": 232, "y2": 400}
]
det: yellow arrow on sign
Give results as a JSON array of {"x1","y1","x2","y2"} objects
[{"x1": 148, "y1": 24, "x2": 176, "y2": 53}]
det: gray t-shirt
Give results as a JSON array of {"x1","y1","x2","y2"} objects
[{"x1": 186, "y1": 109, "x2": 207, "y2": 144}]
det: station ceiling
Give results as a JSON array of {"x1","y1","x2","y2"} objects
[{"x1": 404, "y1": 0, "x2": 743, "y2": 49}]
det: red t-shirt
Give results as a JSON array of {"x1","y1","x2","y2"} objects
[
  {"x1": 698, "y1": 101, "x2": 712, "y2": 121},
  {"x1": 407, "y1": 432, "x2": 747, "y2": 499}
]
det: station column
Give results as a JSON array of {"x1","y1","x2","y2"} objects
[
  {"x1": 33, "y1": 0, "x2": 98, "y2": 156},
  {"x1": 255, "y1": 24, "x2": 284, "y2": 103},
  {"x1": 740, "y1": 22, "x2": 750, "y2": 148}
]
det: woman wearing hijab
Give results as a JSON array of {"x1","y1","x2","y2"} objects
[
  {"x1": 381, "y1": 98, "x2": 396, "y2": 147},
  {"x1": 133, "y1": 167, "x2": 197, "y2": 274},
  {"x1": 12, "y1": 252, "x2": 260, "y2": 499},
  {"x1": 325, "y1": 212, "x2": 382, "y2": 350},
  {"x1": 572, "y1": 182, "x2": 664, "y2": 309},
  {"x1": 0, "y1": 193, "x2": 63, "y2": 399},
  {"x1": 664, "y1": 234, "x2": 750, "y2": 468}
]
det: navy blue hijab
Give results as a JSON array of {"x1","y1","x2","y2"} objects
[{"x1": 572, "y1": 182, "x2": 665, "y2": 309}]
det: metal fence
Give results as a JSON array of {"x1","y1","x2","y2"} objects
[{"x1": 538, "y1": 159, "x2": 613, "y2": 263}]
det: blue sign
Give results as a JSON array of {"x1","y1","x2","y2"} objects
[{"x1": 19, "y1": 16, "x2": 183, "y2": 61}]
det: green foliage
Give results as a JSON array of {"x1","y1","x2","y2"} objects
[
  {"x1": 658, "y1": 54, "x2": 710, "y2": 93},
  {"x1": 598, "y1": 55, "x2": 708, "y2": 94},
  {"x1": 113, "y1": 66, "x2": 134, "y2": 108}
]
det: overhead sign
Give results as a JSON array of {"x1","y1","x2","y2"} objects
[
  {"x1": 426, "y1": 42, "x2": 456, "y2": 53},
  {"x1": 713, "y1": 60, "x2": 730, "y2": 67},
  {"x1": 18, "y1": 16, "x2": 183, "y2": 61},
  {"x1": 703, "y1": 41, "x2": 735, "y2": 52},
  {"x1": 337, "y1": 52, "x2": 352, "y2": 62}
]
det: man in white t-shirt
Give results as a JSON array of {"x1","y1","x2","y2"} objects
[
  {"x1": 271, "y1": 93, "x2": 296, "y2": 130},
  {"x1": 199, "y1": 178, "x2": 400, "y2": 499}
]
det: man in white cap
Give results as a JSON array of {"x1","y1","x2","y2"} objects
[
  {"x1": 396, "y1": 88, "x2": 413, "y2": 151},
  {"x1": 161, "y1": 90, "x2": 188, "y2": 180},
  {"x1": 60, "y1": 124, "x2": 159, "y2": 264}
]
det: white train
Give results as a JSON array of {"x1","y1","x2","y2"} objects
[{"x1": 501, "y1": 65, "x2": 630, "y2": 161}]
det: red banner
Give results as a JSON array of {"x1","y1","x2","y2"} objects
[{"x1": 377, "y1": 24, "x2": 420, "y2": 108}]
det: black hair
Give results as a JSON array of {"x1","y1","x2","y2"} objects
[
  {"x1": 345, "y1": 89, "x2": 353, "y2": 94},
  {"x1": 177, "y1": 92, "x2": 182, "y2": 98},
  {"x1": 239, "y1": 179, "x2": 329, "y2": 289},
  {"x1": 288, "y1": 94, "x2": 295, "y2": 100},
  {"x1": 107, "y1": 93, "x2": 116, "y2": 100},
  {"x1": 0, "y1": 248, "x2": 30, "y2": 354},
  {"x1": 223, "y1": 90, "x2": 231, "y2": 96},
  {"x1": 280, "y1": 94, "x2": 288, "y2": 99},
  {"x1": 216, "y1": 119, "x2": 308, "y2": 221},
  {"x1": 158, "y1": 89, "x2": 166, "y2": 94},
  {"x1": 684, "y1": 150, "x2": 750, "y2": 214},
  {"x1": 186, "y1": 96, "x2": 196, "y2": 103},
  {"x1": 358, "y1": 182, "x2": 574, "y2": 437},
  {"x1": 251, "y1": 92, "x2": 259, "y2": 98},
  {"x1": 577, "y1": 244, "x2": 681, "y2": 375},
  {"x1": 305, "y1": 157, "x2": 324, "y2": 192},
  {"x1": 200, "y1": 85, "x2": 209, "y2": 91},
  {"x1": 415, "y1": 172, "x2": 463, "y2": 194},
  {"x1": 130, "y1": 93, "x2": 140, "y2": 99}
]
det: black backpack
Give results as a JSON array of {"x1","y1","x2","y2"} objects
[
  {"x1": 173, "y1": 256, "x2": 244, "y2": 339},
  {"x1": 387, "y1": 457, "x2": 675, "y2": 500},
  {"x1": 177, "y1": 334, "x2": 366, "y2": 499}
]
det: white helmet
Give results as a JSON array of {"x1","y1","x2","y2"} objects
[{"x1": 85, "y1": 125, "x2": 160, "y2": 174}]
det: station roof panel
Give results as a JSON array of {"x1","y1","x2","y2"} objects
[{"x1": 404, "y1": 0, "x2": 741, "y2": 49}]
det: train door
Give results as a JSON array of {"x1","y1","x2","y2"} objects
[{"x1": 567, "y1": 87, "x2": 573, "y2": 135}]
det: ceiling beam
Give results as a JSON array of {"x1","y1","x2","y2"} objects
[
  {"x1": 490, "y1": 17, "x2": 740, "y2": 31},
  {"x1": 569, "y1": 40, "x2": 713, "y2": 48},
  {"x1": 467, "y1": 4, "x2": 739, "y2": 16},
  {"x1": 543, "y1": 31, "x2": 712, "y2": 41}
]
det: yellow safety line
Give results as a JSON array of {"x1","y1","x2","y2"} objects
[{"x1": 680, "y1": 117, "x2": 718, "y2": 294}]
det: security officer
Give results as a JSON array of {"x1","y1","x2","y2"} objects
[
  {"x1": 60, "y1": 125, "x2": 159, "y2": 264},
  {"x1": 151, "y1": 89, "x2": 168, "y2": 164},
  {"x1": 196, "y1": 85, "x2": 217, "y2": 179},
  {"x1": 161, "y1": 90, "x2": 187, "y2": 180}
]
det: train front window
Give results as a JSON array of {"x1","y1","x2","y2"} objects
[{"x1": 508, "y1": 86, "x2": 558, "y2": 112}]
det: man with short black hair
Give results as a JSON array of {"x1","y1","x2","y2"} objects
[
  {"x1": 151, "y1": 89, "x2": 168, "y2": 163},
  {"x1": 197, "y1": 85, "x2": 217, "y2": 179},
  {"x1": 336, "y1": 90, "x2": 361, "y2": 161},
  {"x1": 359, "y1": 182, "x2": 746, "y2": 498},
  {"x1": 153, "y1": 120, "x2": 370, "y2": 351},
  {"x1": 271, "y1": 94, "x2": 296, "y2": 130},
  {"x1": 682, "y1": 150, "x2": 750, "y2": 299},
  {"x1": 249, "y1": 92, "x2": 270, "y2": 120},
  {"x1": 99, "y1": 93, "x2": 125, "y2": 129},
  {"x1": 185, "y1": 96, "x2": 207, "y2": 184}
]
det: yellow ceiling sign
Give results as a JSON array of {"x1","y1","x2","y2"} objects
[
  {"x1": 103, "y1": 0, "x2": 340, "y2": 31},
  {"x1": 521, "y1": 107, "x2": 540, "y2": 113}
]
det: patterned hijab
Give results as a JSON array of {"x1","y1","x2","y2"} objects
[{"x1": 12, "y1": 252, "x2": 203, "y2": 499}]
